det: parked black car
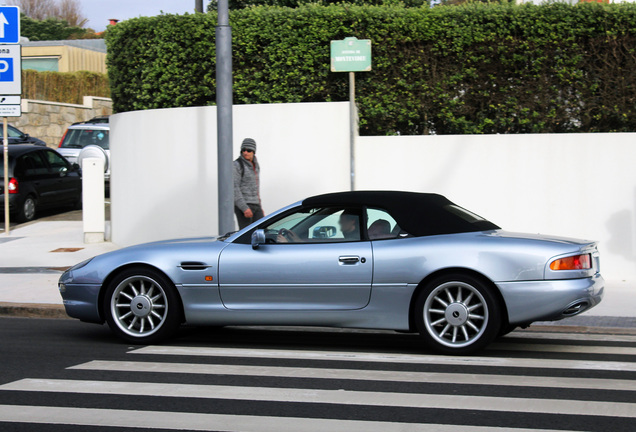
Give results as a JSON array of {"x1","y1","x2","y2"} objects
[
  {"x1": 0, "y1": 145, "x2": 82, "y2": 222},
  {"x1": 7, "y1": 125, "x2": 47, "y2": 146}
]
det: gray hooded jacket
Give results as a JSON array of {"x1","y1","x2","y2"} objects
[{"x1": 233, "y1": 155, "x2": 260, "y2": 212}]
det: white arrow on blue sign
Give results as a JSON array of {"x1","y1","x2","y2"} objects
[{"x1": 0, "y1": 6, "x2": 20, "y2": 44}]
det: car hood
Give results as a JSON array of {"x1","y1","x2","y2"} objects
[{"x1": 63, "y1": 236, "x2": 228, "y2": 285}]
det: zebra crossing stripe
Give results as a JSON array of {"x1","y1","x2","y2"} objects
[
  {"x1": 130, "y1": 346, "x2": 636, "y2": 372},
  {"x1": 71, "y1": 360, "x2": 636, "y2": 392},
  {"x1": 508, "y1": 332, "x2": 636, "y2": 343},
  {"x1": 0, "y1": 405, "x2": 586, "y2": 432},
  {"x1": 2, "y1": 379, "x2": 635, "y2": 418},
  {"x1": 488, "y1": 343, "x2": 636, "y2": 355}
]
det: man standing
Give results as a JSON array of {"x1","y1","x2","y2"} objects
[{"x1": 234, "y1": 138, "x2": 264, "y2": 229}]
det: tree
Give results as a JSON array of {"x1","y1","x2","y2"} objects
[
  {"x1": 20, "y1": 13, "x2": 89, "y2": 40},
  {"x1": 8, "y1": 0, "x2": 87, "y2": 27},
  {"x1": 57, "y1": 0, "x2": 87, "y2": 27}
]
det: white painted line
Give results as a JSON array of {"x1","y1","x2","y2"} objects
[
  {"x1": 489, "y1": 343, "x2": 636, "y2": 355},
  {"x1": 2, "y1": 379, "x2": 635, "y2": 418},
  {"x1": 130, "y1": 346, "x2": 636, "y2": 372},
  {"x1": 0, "y1": 405, "x2": 585, "y2": 432},
  {"x1": 71, "y1": 360, "x2": 636, "y2": 392},
  {"x1": 508, "y1": 332, "x2": 636, "y2": 343}
]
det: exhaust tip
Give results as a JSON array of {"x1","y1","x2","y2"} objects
[{"x1": 562, "y1": 301, "x2": 589, "y2": 317}]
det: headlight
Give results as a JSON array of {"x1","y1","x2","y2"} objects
[{"x1": 69, "y1": 257, "x2": 94, "y2": 272}]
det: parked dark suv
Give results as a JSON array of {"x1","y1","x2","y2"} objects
[
  {"x1": 0, "y1": 145, "x2": 82, "y2": 222},
  {"x1": 7, "y1": 125, "x2": 47, "y2": 146}
]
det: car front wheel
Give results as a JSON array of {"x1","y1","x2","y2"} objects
[
  {"x1": 415, "y1": 274, "x2": 501, "y2": 355},
  {"x1": 104, "y1": 267, "x2": 181, "y2": 344}
]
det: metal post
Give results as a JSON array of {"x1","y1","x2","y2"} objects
[
  {"x1": 216, "y1": 0, "x2": 234, "y2": 235},
  {"x1": 349, "y1": 72, "x2": 356, "y2": 191},
  {"x1": 195, "y1": 0, "x2": 204, "y2": 13},
  {"x1": 3, "y1": 117, "x2": 9, "y2": 235}
]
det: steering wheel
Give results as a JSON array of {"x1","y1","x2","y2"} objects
[{"x1": 279, "y1": 228, "x2": 292, "y2": 240}]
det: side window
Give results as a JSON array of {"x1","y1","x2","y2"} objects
[
  {"x1": 16, "y1": 153, "x2": 48, "y2": 178},
  {"x1": 263, "y1": 207, "x2": 362, "y2": 243},
  {"x1": 366, "y1": 208, "x2": 403, "y2": 240},
  {"x1": 43, "y1": 150, "x2": 69, "y2": 174}
]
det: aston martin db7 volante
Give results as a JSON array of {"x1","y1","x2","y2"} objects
[{"x1": 59, "y1": 191, "x2": 603, "y2": 354}]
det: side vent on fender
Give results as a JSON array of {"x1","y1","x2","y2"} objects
[{"x1": 179, "y1": 262, "x2": 212, "y2": 271}]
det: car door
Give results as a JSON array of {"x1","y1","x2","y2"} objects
[
  {"x1": 14, "y1": 151, "x2": 51, "y2": 205},
  {"x1": 40, "y1": 149, "x2": 80, "y2": 205},
  {"x1": 218, "y1": 207, "x2": 373, "y2": 311}
]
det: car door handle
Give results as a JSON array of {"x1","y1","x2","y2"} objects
[{"x1": 339, "y1": 256, "x2": 360, "y2": 264}]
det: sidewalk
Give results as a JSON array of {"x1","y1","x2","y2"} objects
[
  {"x1": 0, "y1": 218, "x2": 634, "y2": 331},
  {"x1": 0, "y1": 219, "x2": 118, "y2": 318}
]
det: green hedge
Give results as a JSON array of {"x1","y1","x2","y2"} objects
[
  {"x1": 22, "y1": 70, "x2": 110, "y2": 104},
  {"x1": 106, "y1": 4, "x2": 636, "y2": 135}
]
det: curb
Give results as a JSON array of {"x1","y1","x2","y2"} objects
[{"x1": 0, "y1": 302, "x2": 69, "y2": 319}]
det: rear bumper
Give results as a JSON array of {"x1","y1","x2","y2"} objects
[
  {"x1": 497, "y1": 273, "x2": 604, "y2": 325},
  {"x1": 0, "y1": 194, "x2": 20, "y2": 214}
]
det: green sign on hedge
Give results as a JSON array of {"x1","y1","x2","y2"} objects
[{"x1": 330, "y1": 37, "x2": 371, "y2": 72}]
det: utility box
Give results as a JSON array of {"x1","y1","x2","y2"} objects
[{"x1": 82, "y1": 157, "x2": 105, "y2": 243}]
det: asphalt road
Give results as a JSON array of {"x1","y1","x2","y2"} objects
[{"x1": 1, "y1": 317, "x2": 635, "y2": 431}]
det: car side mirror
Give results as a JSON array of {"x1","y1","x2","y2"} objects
[
  {"x1": 313, "y1": 226, "x2": 336, "y2": 239},
  {"x1": 72, "y1": 163, "x2": 81, "y2": 172},
  {"x1": 251, "y1": 229, "x2": 266, "y2": 249}
]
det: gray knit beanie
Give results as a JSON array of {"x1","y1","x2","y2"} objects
[{"x1": 241, "y1": 138, "x2": 256, "y2": 153}]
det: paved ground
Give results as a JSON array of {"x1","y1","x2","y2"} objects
[{"x1": 0, "y1": 206, "x2": 633, "y2": 331}]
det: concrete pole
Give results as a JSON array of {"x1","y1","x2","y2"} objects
[
  {"x1": 216, "y1": 0, "x2": 234, "y2": 235},
  {"x1": 195, "y1": 0, "x2": 204, "y2": 13}
]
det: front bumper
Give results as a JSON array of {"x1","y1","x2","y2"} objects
[
  {"x1": 59, "y1": 270, "x2": 103, "y2": 323},
  {"x1": 497, "y1": 273, "x2": 604, "y2": 325}
]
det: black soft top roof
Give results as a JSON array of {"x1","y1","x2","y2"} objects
[{"x1": 303, "y1": 191, "x2": 500, "y2": 237}]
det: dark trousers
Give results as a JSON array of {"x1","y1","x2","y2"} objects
[{"x1": 235, "y1": 204, "x2": 264, "y2": 230}]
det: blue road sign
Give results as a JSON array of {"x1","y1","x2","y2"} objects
[
  {"x1": 0, "y1": 57, "x2": 13, "y2": 81},
  {"x1": 0, "y1": 6, "x2": 20, "y2": 44}
]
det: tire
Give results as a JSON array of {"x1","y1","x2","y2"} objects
[
  {"x1": 414, "y1": 274, "x2": 501, "y2": 355},
  {"x1": 498, "y1": 324, "x2": 517, "y2": 337},
  {"x1": 15, "y1": 195, "x2": 36, "y2": 223},
  {"x1": 103, "y1": 267, "x2": 181, "y2": 344},
  {"x1": 72, "y1": 194, "x2": 82, "y2": 210}
]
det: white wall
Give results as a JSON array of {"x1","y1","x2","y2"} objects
[
  {"x1": 356, "y1": 134, "x2": 636, "y2": 281},
  {"x1": 110, "y1": 102, "x2": 350, "y2": 246},
  {"x1": 110, "y1": 103, "x2": 636, "y2": 282}
]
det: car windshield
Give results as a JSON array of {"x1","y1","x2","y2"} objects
[
  {"x1": 60, "y1": 129, "x2": 109, "y2": 149},
  {"x1": 7, "y1": 126, "x2": 24, "y2": 138}
]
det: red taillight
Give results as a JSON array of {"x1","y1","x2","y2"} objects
[
  {"x1": 58, "y1": 129, "x2": 68, "y2": 148},
  {"x1": 8, "y1": 177, "x2": 18, "y2": 194},
  {"x1": 550, "y1": 254, "x2": 592, "y2": 271}
]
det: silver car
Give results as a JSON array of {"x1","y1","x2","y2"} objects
[
  {"x1": 57, "y1": 117, "x2": 110, "y2": 186},
  {"x1": 58, "y1": 191, "x2": 603, "y2": 354}
]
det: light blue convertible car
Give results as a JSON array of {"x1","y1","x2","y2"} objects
[{"x1": 59, "y1": 191, "x2": 603, "y2": 354}]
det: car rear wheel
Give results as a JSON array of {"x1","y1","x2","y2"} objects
[
  {"x1": 104, "y1": 267, "x2": 181, "y2": 344},
  {"x1": 16, "y1": 195, "x2": 36, "y2": 223},
  {"x1": 415, "y1": 274, "x2": 501, "y2": 355}
]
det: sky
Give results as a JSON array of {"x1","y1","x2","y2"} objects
[{"x1": 79, "y1": 0, "x2": 198, "y2": 32}]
